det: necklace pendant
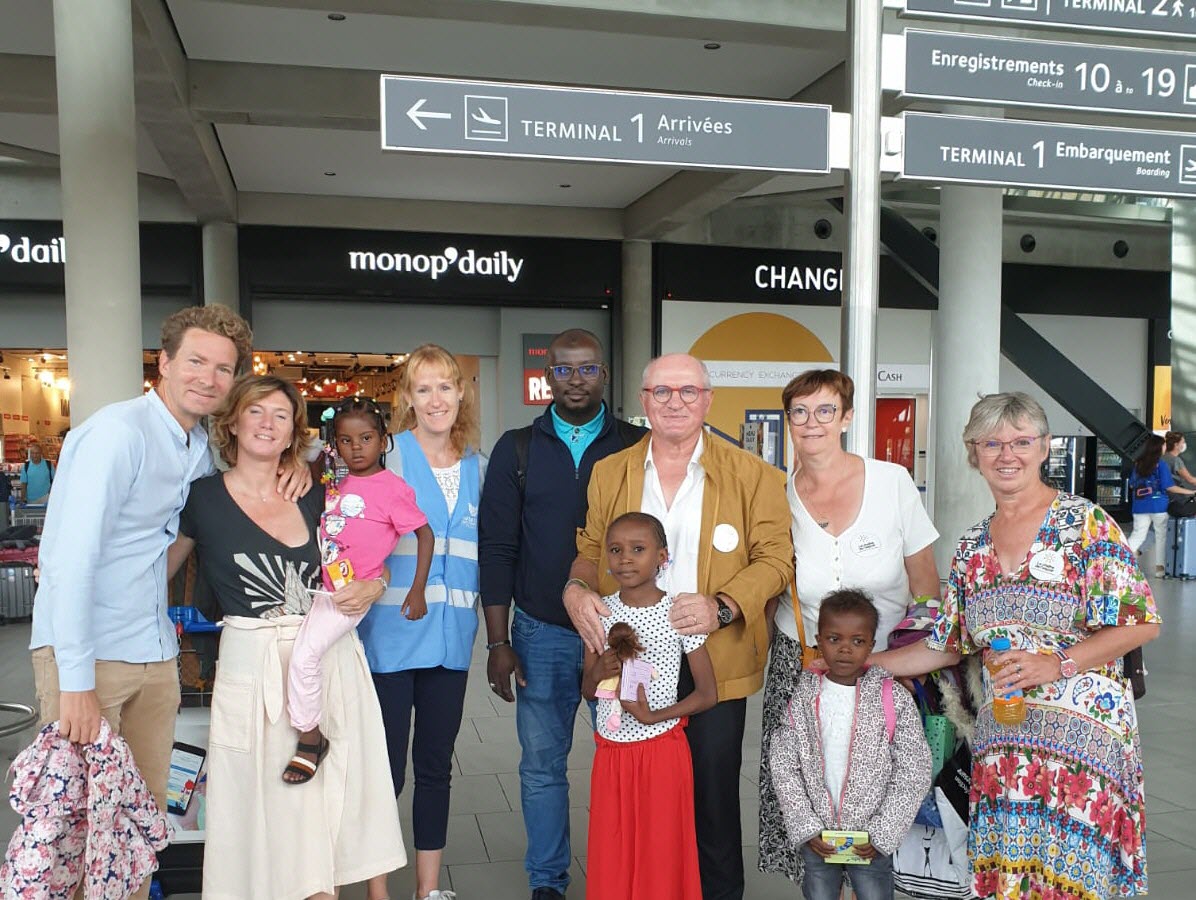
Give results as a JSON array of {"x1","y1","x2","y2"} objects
[{"x1": 817, "y1": 520, "x2": 830, "y2": 529}]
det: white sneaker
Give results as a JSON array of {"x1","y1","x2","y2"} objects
[{"x1": 414, "y1": 892, "x2": 456, "y2": 900}]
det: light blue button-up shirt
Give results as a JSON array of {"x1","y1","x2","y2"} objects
[{"x1": 30, "y1": 389, "x2": 213, "y2": 691}]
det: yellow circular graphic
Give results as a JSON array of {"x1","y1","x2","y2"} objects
[{"x1": 689, "y1": 312, "x2": 833, "y2": 460}]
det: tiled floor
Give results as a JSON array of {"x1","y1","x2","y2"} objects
[{"x1": 1, "y1": 574, "x2": 1194, "y2": 899}]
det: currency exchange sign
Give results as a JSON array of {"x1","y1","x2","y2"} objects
[
  {"x1": 901, "y1": 111, "x2": 1196, "y2": 197},
  {"x1": 380, "y1": 75, "x2": 831, "y2": 174},
  {"x1": 902, "y1": 0, "x2": 1196, "y2": 40},
  {"x1": 903, "y1": 28, "x2": 1196, "y2": 118}
]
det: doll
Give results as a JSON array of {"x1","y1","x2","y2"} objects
[{"x1": 594, "y1": 622, "x2": 656, "y2": 731}]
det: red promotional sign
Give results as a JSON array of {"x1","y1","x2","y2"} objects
[{"x1": 522, "y1": 333, "x2": 556, "y2": 406}]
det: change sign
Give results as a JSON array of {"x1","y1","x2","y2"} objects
[
  {"x1": 902, "y1": 0, "x2": 1196, "y2": 40},
  {"x1": 901, "y1": 111, "x2": 1196, "y2": 197},
  {"x1": 900, "y1": 29, "x2": 1196, "y2": 118},
  {"x1": 380, "y1": 75, "x2": 831, "y2": 174}
]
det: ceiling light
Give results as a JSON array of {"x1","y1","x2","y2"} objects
[
  {"x1": 327, "y1": 13, "x2": 346, "y2": 22},
  {"x1": 703, "y1": 42, "x2": 721, "y2": 50}
]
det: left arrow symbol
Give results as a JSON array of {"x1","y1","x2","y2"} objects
[{"x1": 407, "y1": 98, "x2": 452, "y2": 130}]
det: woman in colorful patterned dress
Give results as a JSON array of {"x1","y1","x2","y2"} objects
[{"x1": 873, "y1": 392, "x2": 1159, "y2": 900}]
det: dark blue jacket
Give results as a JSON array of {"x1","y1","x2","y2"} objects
[{"x1": 479, "y1": 404, "x2": 646, "y2": 629}]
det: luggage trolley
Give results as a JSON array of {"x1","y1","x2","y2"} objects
[
  {"x1": 155, "y1": 606, "x2": 222, "y2": 897},
  {"x1": 9, "y1": 504, "x2": 48, "y2": 533}
]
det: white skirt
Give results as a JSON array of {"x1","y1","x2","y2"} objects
[{"x1": 202, "y1": 615, "x2": 407, "y2": 900}]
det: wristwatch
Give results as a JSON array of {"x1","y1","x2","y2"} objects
[
  {"x1": 715, "y1": 595, "x2": 735, "y2": 628},
  {"x1": 1055, "y1": 649, "x2": 1078, "y2": 679}
]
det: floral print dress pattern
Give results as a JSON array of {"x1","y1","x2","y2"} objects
[{"x1": 927, "y1": 493, "x2": 1159, "y2": 900}]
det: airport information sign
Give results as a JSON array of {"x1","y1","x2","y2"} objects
[
  {"x1": 901, "y1": 29, "x2": 1196, "y2": 118},
  {"x1": 380, "y1": 75, "x2": 831, "y2": 173},
  {"x1": 901, "y1": 111, "x2": 1196, "y2": 196},
  {"x1": 902, "y1": 0, "x2": 1196, "y2": 40}
]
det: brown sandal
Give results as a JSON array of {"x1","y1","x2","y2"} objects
[{"x1": 282, "y1": 736, "x2": 329, "y2": 784}]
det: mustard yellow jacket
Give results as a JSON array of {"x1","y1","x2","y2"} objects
[{"x1": 576, "y1": 432, "x2": 793, "y2": 701}]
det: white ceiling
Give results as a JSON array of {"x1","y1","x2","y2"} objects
[
  {"x1": 217, "y1": 122, "x2": 674, "y2": 205},
  {"x1": 0, "y1": 0, "x2": 846, "y2": 218},
  {"x1": 166, "y1": 1, "x2": 839, "y2": 98},
  {"x1": 0, "y1": 112, "x2": 173, "y2": 178}
]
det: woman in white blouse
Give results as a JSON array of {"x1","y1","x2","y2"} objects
[{"x1": 757, "y1": 369, "x2": 941, "y2": 884}]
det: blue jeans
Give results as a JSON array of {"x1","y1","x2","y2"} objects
[
  {"x1": 799, "y1": 843, "x2": 894, "y2": 900},
  {"x1": 512, "y1": 609, "x2": 586, "y2": 893}
]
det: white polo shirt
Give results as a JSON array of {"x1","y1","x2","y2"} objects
[{"x1": 641, "y1": 434, "x2": 705, "y2": 596}]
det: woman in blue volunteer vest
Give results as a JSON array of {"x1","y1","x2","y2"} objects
[{"x1": 359, "y1": 343, "x2": 484, "y2": 900}]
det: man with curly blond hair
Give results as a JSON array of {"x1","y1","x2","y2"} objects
[{"x1": 29, "y1": 305, "x2": 276, "y2": 883}]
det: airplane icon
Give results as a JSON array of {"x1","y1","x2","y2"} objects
[
  {"x1": 472, "y1": 108, "x2": 503, "y2": 126},
  {"x1": 465, "y1": 95, "x2": 509, "y2": 142},
  {"x1": 1180, "y1": 145, "x2": 1196, "y2": 184}
]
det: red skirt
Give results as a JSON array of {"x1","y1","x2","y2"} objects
[{"x1": 586, "y1": 720, "x2": 702, "y2": 900}]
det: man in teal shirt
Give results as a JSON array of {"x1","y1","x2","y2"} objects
[{"x1": 19, "y1": 443, "x2": 54, "y2": 503}]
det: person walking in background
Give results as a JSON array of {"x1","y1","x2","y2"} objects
[
  {"x1": 1127, "y1": 433, "x2": 1195, "y2": 577},
  {"x1": 19, "y1": 442, "x2": 54, "y2": 503},
  {"x1": 873, "y1": 392, "x2": 1159, "y2": 900},
  {"x1": 1163, "y1": 430, "x2": 1196, "y2": 487},
  {"x1": 479, "y1": 328, "x2": 644, "y2": 900},
  {"x1": 360, "y1": 344, "x2": 485, "y2": 900}
]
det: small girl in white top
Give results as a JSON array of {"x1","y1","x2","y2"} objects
[{"x1": 582, "y1": 511, "x2": 717, "y2": 900}]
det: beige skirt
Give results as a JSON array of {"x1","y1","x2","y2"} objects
[{"x1": 202, "y1": 615, "x2": 407, "y2": 900}]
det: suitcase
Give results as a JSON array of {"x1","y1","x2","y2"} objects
[
  {"x1": 0, "y1": 563, "x2": 36, "y2": 620},
  {"x1": 1165, "y1": 517, "x2": 1196, "y2": 579}
]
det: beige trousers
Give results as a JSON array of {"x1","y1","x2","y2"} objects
[{"x1": 32, "y1": 646, "x2": 181, "y2": 900}]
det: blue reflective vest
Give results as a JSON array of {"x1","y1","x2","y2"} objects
[{"x1": 357, "y1": 430, "x2": 481, "y2": 673}]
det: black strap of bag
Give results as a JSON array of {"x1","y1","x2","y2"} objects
[{"x1": 514, "y1": 418, "x2": 642, "y2": 494}]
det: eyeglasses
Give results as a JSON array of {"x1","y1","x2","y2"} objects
[
  {"x1": 547, "y1": 364, "x2": 603, "y2": 381},
  {"x1": 970, "y1": 436, "x2": 1041, "y2": 457},
  {"x1": 787, "y1": 403, "x2": 838, "y2": 426},
  {"x1": 642, "y1": 384, "x2": 709, "y2": 405}
]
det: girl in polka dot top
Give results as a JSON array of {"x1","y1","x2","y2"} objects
[{"x1": 581, "y1": 511, "x2": 718, "y2": 900}]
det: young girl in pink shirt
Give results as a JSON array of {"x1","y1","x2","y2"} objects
[{"x1": 283, "y1": 397, "x2": 434, "y2": 784}]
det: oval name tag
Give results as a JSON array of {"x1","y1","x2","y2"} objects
[
  {"x1": 1028, "y1": 549, "x2": 1065, "y2": 582},
  {"x1": 850, "y1": 532, "x2": 882, "y2": 558},
  {"x1": 713, "y1": 523, "x2": 740, "y2": 553}
]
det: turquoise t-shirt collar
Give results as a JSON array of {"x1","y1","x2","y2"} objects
[{"x1": 551, "y1": 403, "x2": 606, "y2": 468}]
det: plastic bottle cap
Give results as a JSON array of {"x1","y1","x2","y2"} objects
[{"x1": 991, "y1": 636, "x2": 1011, "y2": 651}]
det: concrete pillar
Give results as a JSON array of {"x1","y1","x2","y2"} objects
[
  {"x1": 53, "y1": 0, "x2": 142, "y2": 423},
  {"x1": 1171, "y1": 202, "x2": 1196, "y2": 437},
  {"x1": 202, "y1": 221, "x2": 240, "y2": 307},
  {"x1": 930, "y1": 183, "x2": 1003, "y2": 573},
  {"x1": 621, "y1": 240, "x2": 653, "y2": 418}
]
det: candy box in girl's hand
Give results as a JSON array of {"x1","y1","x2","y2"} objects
[
  {"x1": 821, "y1": 830, "x2": 871, "y2": 865},
  {"x1": 618, "y1": 657, "x2": 656, "y2": 702}
]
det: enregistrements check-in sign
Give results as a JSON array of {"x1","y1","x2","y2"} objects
[
  {"x1": 902, "y1": 0, "x2": 1196, "y2": 40},
  {"x1": 380, "y1": 75, "x2": 831, "y2": 174},
  {"x1": 902, "y1": 29, "x2": 1196, "y2": 118},
  {"x1": 901, "y1": 111, "x2": 1196, "y2": 197}
]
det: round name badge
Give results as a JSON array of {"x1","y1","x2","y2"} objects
[
  {"x1": 713, "y1": 523, "x2": 740, "y2": 553},
  {"x1": 850, "y1": 532, "x2": 882, "y2": 558},
  {"x1": 1028, "y1": 549, "x2": 1065, "y2": 582}
]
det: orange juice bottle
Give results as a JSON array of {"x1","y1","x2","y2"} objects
[{"x1": 988, "y1": 636, "x2": 1026, "y2": 727}]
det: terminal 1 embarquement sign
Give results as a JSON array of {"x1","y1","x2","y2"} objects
[
  {"x1": 902, "y1": 0, "x2": 1196, "y2": 40},
  {"x1": 901, "y1": 111, "x2": 1196, "y2": 197},
  {"x1": 899, "y1": 28, "x2": 1196, "y2": 118},
  {"x1": 380, "y1": 75, "x2": 831, "y2": 174}
]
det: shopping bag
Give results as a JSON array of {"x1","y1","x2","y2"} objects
[
  {"x1": 892, "y1": 821, "x2": 973, "y2": 899},
  {"x1": 913, "y1": 680, "x2": 956, "y2": 780}
]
